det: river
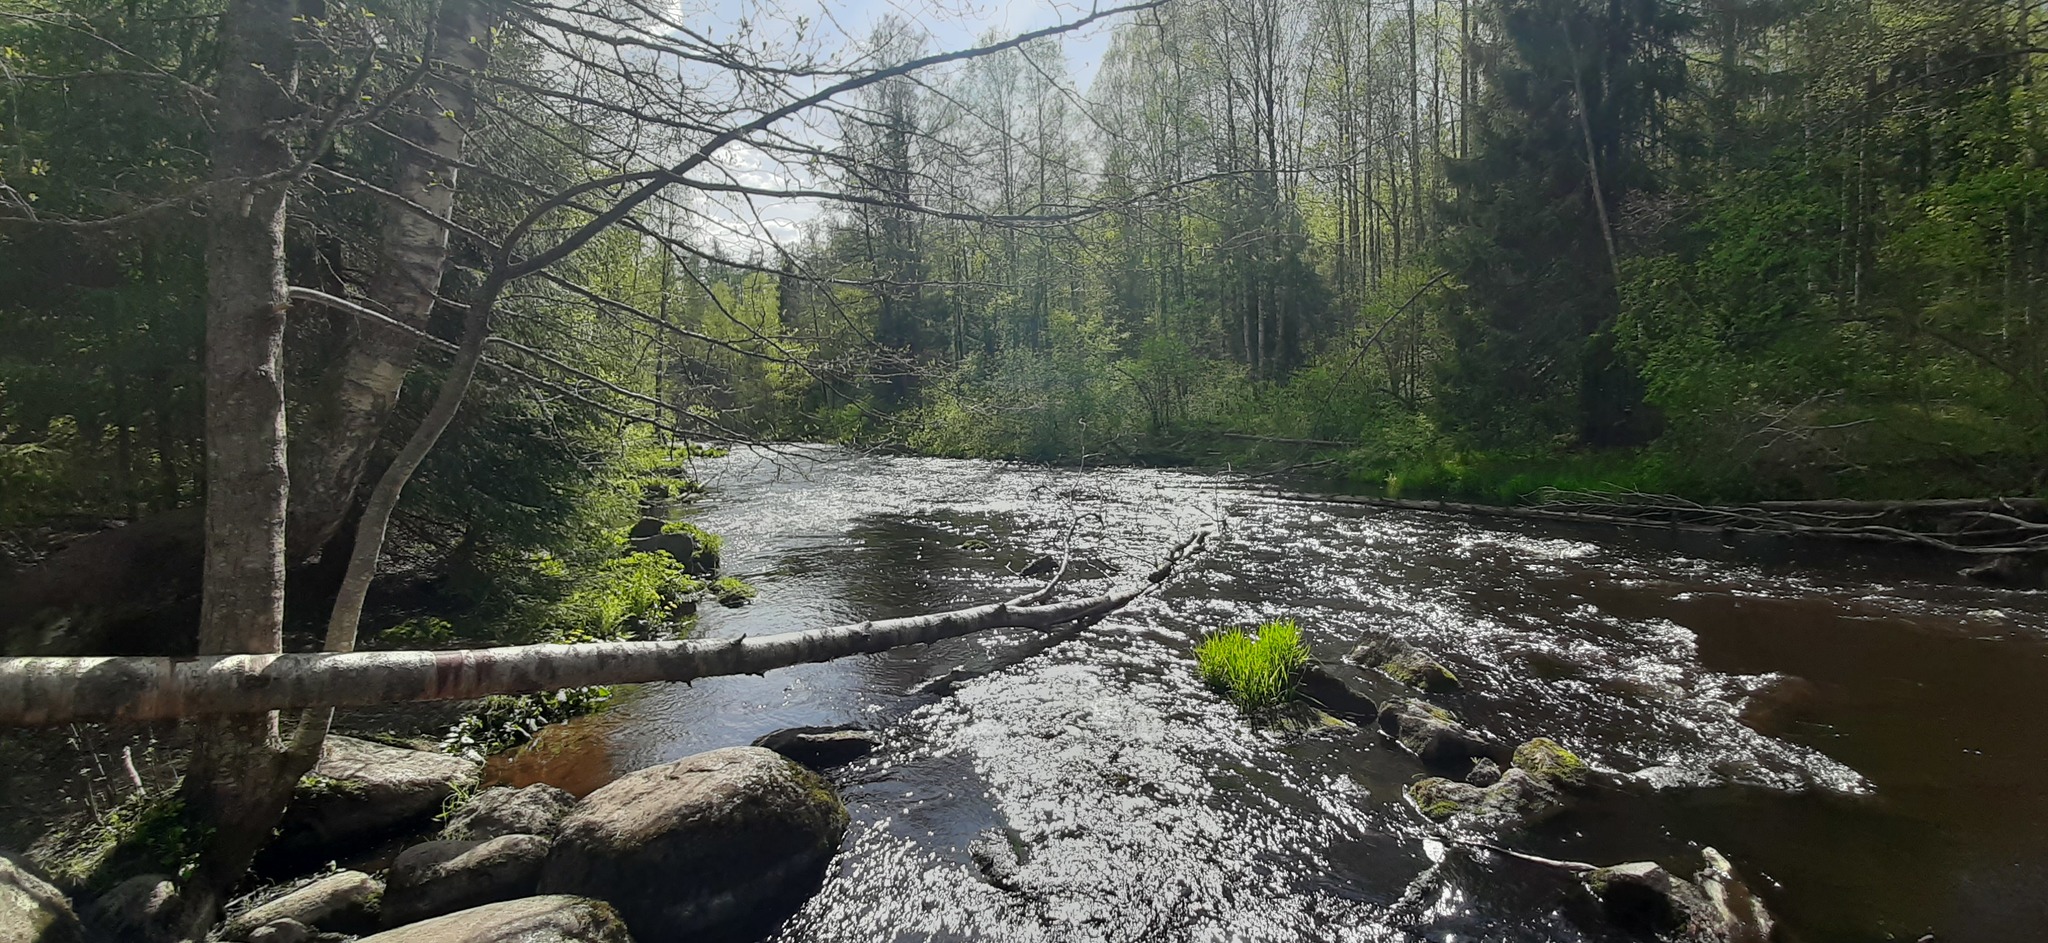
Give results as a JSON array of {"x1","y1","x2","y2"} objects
[{"x1": 486, "y1": 445, "x2": 2048, "y2": 943}]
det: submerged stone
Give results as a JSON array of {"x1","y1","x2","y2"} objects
[{"x1": 1298, "y1": 662, "x2": 1380, "y2": 722}]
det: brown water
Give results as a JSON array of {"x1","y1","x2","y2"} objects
[{"x1": 482, "y1": 445, "x2": 2046, "y2": 943}]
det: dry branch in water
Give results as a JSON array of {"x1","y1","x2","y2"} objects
[{"x1": 0, "y1": 528, "x2": 1212, "y2": 726}]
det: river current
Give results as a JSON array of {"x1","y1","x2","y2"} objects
[{"x1": 488, "y1": 445, "x2": 2048, "y2": 943}]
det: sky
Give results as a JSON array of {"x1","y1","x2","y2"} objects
[{"x1": 682, "y1": 0, "x2": 1134, "y2": 247}]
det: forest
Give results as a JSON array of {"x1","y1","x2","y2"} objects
[{"x1": 1, "y1": 0, "x2": 2046, "y2": 942}]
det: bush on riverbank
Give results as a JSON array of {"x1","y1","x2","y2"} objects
[{"x1": 1195, "y1": 620, "x2": 1309, "y2": 711}]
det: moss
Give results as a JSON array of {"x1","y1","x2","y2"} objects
[
  {"x1": 1406, "y1": 779, "x2": 1470, "y2": 822},
  {"x1": 1512, "y1": 737, "x2": 1589, "y2": 788},
  {"x1": 710, "y1": 576, "x2": 757, "y2": 607},
  {"x1": 959, "y1": 538, "x2": 993, "y2": 552},
  {"x1": 297, "y1": 772, "x2": 368, "y2": 800},
  {"x1": 34, "y1": 791, "x2": 208, "y2": 891}
]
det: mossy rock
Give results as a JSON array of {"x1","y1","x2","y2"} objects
[
  {"x1": 1346, "y1": 631, "x2": 1459, "y2": 693},
  {"x1": 710, "y1": 577, "x2": 756, "y2": 608},
  {"x1": 1512, "y1": 737, "x2": 1589, "y2": 789},
  {"x1": 1406, "y1": 768, "x2": 1564, "y2": 829}
]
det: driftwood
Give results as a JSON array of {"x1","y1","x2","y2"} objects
[
  {"x1": 1258, "y1": 489, "x2": 2048, "y2": 556},
  {"x1": 0, "y1": 528, "x2": 1212, "y2": 726}
]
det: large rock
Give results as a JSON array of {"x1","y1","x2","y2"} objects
[
  {"x1": 1377, "y1": 697, "x2": 1497, "y2": 769},
  {"x1": 1585, "y1": 848, "x2": 1773, "y2": 943},
  {"x1": 442, "y1": 785, "x2": 578, "y2": 841},
  {"x1": 354, "y1": 896, "x2": 633, "y2": 943},
  {"x1": 1408, "y1": 769, "x2": 1564, "y2": 829},
  {"x1": 83, "y1": 873, "x2": 182, "y2": 943},
  {"x1": 382, "y1": 835, "x2": 552, "y2": 928},
  {"x1": 270, "y1": 736, "x2": 479, "y2": 864},
  {"x1": 1347, "y1": 631, "x2": 1460, "y2": 693},
  {"x1": 751, "y1": 725, "x2": 880, "y2": 771},
  {"x1": 221, "y1": 870, "x2": 382, "y2": 939},
  {"x1": 0, "y1": 851, "x2": 84, "y2": 943},
  {"x1": 538, "y1": 747, "x2": 848, "y2": 942}
]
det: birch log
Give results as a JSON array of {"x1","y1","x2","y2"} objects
[{"x1": 0, "y1": 528, "x2": 1210, "y2": 726}]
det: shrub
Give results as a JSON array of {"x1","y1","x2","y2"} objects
[{"x1": 1195, "y1": 619, "x2": 1309, "y2": 711}]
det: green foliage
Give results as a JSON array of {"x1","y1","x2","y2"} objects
[
  {"x1": 1194, "y1": 619, "x2": 1310, "y2": 712},
  {"x1": 550, "y1": 552, "x2": 702, "y2": 642},
  {"x1": 379, "y1": 616, "x2": 455, "y2": 648},
  {"x1": 441, "y1": 687, "x2": 614, "y2": 760},
  {"x1": 37, "y1": 790, "x2": 207, "y2": 891}
]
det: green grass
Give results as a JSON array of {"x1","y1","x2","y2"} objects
[{"x1": 1195, "y1": 619, "x2": 1310, "y2": 711}]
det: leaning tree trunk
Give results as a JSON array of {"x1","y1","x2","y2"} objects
[
  {"x1": 182, "y1": 0, "x2": 312, "y2": 928},
  {"x1": 288, "y1": 0, "x2": 493, "y2": 559},
  {"x1": 0, "y1": 527, "x2": 1210, "y2": 724}
]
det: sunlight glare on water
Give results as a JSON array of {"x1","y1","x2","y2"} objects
[{"x1": 582, "y1": 445, "x2": 2048, "y2": 943}]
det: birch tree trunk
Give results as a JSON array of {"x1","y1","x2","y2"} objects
[
  {"x1": 183, "y1": 0, "x2": 310, "y2": 925},
  {"x1": 288, "y1": 0, "x2": 493, "y2": 559},
  {"x1": 0, "y1": 529, "x2": 1212, "y2": 725}
]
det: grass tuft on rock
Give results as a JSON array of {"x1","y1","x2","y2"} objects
[{"x1": 1195, "y1": 619, "x2": 1310, "y2": 711}]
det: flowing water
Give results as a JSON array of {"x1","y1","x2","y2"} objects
[{"x1": 491, "y1": 445, "x2": 2048, "y2": 943}]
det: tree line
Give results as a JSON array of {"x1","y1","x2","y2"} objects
[{"x1": 758, "y1": 0, "x2": 2048, "y2": 501}]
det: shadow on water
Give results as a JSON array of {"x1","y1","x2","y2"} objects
[{"x1": 311, "y1": 447, "x2": 2048, "y2": 941}]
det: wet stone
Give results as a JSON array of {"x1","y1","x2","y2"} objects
[
  {"x1": 751, "y1": 725, "x2": 880, "y2": 771},
  {"x1": 1408, "y1": 769, "x2": 1564, "y2": 829},
  {"x1": 1346, "y1": 631, "x2": 1460, "y2": 693},
  {"x1": 1512, "y1": 737, "x2": 1590, "y2": 789},
  {"x1": 1466, "y1": 758, "x2": 1504, "y2": 787},
  {"x1": 1377, "y1": 697, "x2": 1497, "y2": 770}
]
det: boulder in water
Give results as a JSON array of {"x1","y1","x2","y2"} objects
[
  {"x1": 1347, "y1": 631, "x2": 1460, "y2": 693},
  {"x1": 751, "y1": 725, "x2": 880, "y2": 771},
  {"x1": 538, "y1": 747, "x2": 848, "y2": 942},
  {"x1": 1408, "y1": 768, "x2": 1564, "y2": 829},
  {"x1": 1465, "y1": 758, "x2": 1503, "y2": 787},
  {"x1": 1512, "y1": 737, "x2": 1591, "y2": 789},
  {"x1": 382, "y1": 835, "x2": 552, "y2": 928},
  {"x1": 354, "y1": 896, "x2": 633, "y2": 943},
  {"x1": 0, "y1": 851, "x2": 84, "y2": 943},
  {"x1": 1584, "y1": 848, "x2": 1773, "y2": 943},
  {"x1": 1377, "y1": 697, "x2": 1497, "y2": 769},
  {"x1": 441, "y1": 784, "x2": 577, "y2": 842}
]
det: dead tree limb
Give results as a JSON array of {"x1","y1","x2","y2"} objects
[{"x1": 0, "y1": 528, "x2": 1212, "y2": 726}]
